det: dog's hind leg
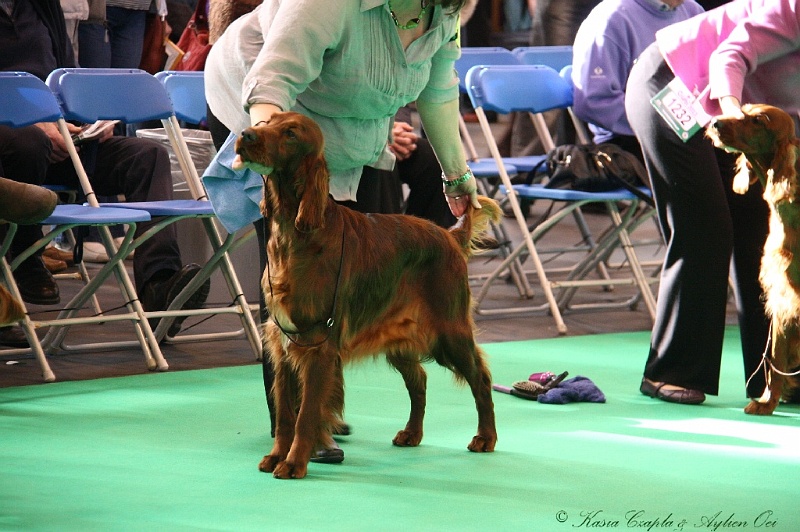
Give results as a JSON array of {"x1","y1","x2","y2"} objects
[
  {"x1": 434, "y1": 334, "x2": 497, "y2": 452},
  {"x1": 745, "y1": 324, "x2": 786, "y2": 415},
  {"x1": 387, "y1": 351, "x2": 427, "y2": 447}
]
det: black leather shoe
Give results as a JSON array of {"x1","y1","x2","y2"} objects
[
  {"x1": 0, "y1": 326, "x2": 30, "y2": 348},
  {"x1": 309, "y1": 440, "x2": 344, "y2": 464},
  {"x1": 141, "y1": 264, "x2": 210, "y2": 337},
  {"x1": 640, "y1": 378, "x2": 705, "y2": 405},
  {"x1": 13, "y1": 256, "x2": 60, "y2": 305}
]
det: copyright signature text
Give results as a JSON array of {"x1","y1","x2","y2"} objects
[{"x1": 554, "y1": 510, "x2": 779, "y2": 530}]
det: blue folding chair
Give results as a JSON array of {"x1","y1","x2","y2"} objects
[
  {"x1": 46, "y1": 68, "x2": 261, "y2": 358},
  {"x1": 454, "y1": 47, "x2": 539, "y2": 176},
  {"x1": 465, "y1": 65, "x2": 658, "y2": 333},
  {"x1": 0, "y1": 71, "x2": 158, "y2": 381},
  {"x1": 512, "y1": 45, "x2": 574, "y2": 71},
  {"x1": 156, "y1": 70, "x2": 261, "y2": 353},
  {"x1": 453, "y1": 49, "x2": 535, "y2": 294}
]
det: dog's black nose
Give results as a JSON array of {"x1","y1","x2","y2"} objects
[
  {"x1": 709, "y1": 117, "x2": 727, "y2": 132},
  {"x1": 240, "y1": 128, "x2": 258, "y2": 144}
]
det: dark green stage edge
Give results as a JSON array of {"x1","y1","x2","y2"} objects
[{"x1": 2, "y1": 328, "x2": 799, "y2": 531}]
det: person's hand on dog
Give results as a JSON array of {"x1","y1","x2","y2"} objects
[
  {"x1": 718, "y1": 96, "x2": 744, "y2": 119},
  {"x1": 444, "y1": 172, "x2": 480, "y2": 218},
  {"x1": 249, "y1": 102, "x2": 283, "y2": 127}
]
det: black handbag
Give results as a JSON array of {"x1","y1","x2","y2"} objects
[{"x1": 544, "y1": 143, "x2": 653, "y2": 205}]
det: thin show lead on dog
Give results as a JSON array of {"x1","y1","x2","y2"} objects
[{"x1": 233, "y1": 112, "x2": 499, "y2": 480}]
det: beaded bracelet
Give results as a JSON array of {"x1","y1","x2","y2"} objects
[{"x1": 441, "y1": 168, "x2": 474, "y2": 187}]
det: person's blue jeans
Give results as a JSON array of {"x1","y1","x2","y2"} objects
[{"x1": 78, "y1": 7, "x2": 147, "y2": 68}]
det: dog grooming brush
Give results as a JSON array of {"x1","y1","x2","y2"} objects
[{"x1": 493, "y1": 371, "x2": 569, "y2": 400}]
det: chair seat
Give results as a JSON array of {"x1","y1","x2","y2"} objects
[
  {"x1": 100, "y1": 199, "x2": 215, "y2": 216},
  {"x1": 467, "y1": 160, "x2": 518, "y2": 178},
  {"x1": 44, "y1": 204, "x2": 151, "y2": 225},
  {"x1": 510, "y1": 184, "x2": 651, "y2": 202},
  {"x1": 473, "y1": 156, "x2": 545, "y2": 173}
]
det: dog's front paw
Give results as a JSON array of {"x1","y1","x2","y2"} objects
[
  {"x1": 258, "y1": 454, "x2": 282, "y2": 473},
  {"x1": 272, "y1": 460, "x2": 308, "y2": 479},
  {"x1": 392, "y1": 429, "x2": 423, "y2": 447},
  {"x1": 467, "y1": 433, "x2": 497, "y2": 452},
  {"x1": 744, "y1": 399, "x2": 777, "y2": 416}
]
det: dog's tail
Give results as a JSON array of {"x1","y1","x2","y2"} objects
[{"x1": 450, "y1": 195, "x2": 502, "y2": 257}]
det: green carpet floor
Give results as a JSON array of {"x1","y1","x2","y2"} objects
[{"x1": 2, "y1": 328, "x2": 799, "y2": 531}]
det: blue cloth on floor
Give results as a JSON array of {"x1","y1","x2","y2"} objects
[
  {"x1": 201, "y1": 131, "x2": 264, "y2": 233},
  {"x1": 537, "y1": 376, "x2": 606, "y2": 404}
]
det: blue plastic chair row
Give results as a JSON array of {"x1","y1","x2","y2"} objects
[
  {"x1": 462, "y1": 64, "x2": 658, "y2": 333},
  {"x1": 0, "y1": 71, "x2": 158, "y2": 380},
  {"x1": 45, "y1": 67, "x2": 261, "y2": 359},
  {"x1": 0, "y1": 69, "x2": 261, "y2": 382}
]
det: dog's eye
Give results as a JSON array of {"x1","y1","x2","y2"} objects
[{"x1": 285, "y1": 128, "x2": 297, "y2": 140}]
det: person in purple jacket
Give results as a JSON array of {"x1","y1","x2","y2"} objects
[
  {"x1": 625, "y1": 0, "x2": 800, "y2": 405},
  {"x1": 572, "y1": 0, "x2": 704, "y2": 156}
]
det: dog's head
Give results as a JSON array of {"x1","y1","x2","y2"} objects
[
  {"x1": 234, "y1": 112, "x2": 329, "y2": 232},
  {"x1": 706, "y1": 104, "x2": 799, "y2": 194}
]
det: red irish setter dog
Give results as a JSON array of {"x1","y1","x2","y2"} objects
[
  {"x1": 707, "y1": 103, "x2": 800, "y2": 415},
  {"x1": 234, "y1": 112, "x2": 499, "y2": 478}
]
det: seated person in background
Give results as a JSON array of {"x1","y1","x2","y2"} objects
[
  {"x1": 571, "y1": 0, "x2": 704, "y2": 159},
  {"x1": 388, "y1": 105, "x2": 456, "y2": 229},
  {"x1": 502, "y1": 0, "x2": 601, "y2": 158},
  {"x1": 0, "y1": 0, "x2": 209, "y2": 347}
]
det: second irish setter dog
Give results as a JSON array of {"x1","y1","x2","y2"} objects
[
  {"x1": 707, "y1": 103, "x2": 800, "y2": 415},
  {"x1": 234, "y1": 112, "x2": 499, "y2": 479}
]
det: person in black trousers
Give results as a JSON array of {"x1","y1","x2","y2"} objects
[{"x1": 625, "y1": 43, "x2": 770, "y2": 405}]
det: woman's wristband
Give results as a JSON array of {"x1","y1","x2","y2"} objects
[{"x1": 441, "y1": 168, "x2": 473, "y2": 187}]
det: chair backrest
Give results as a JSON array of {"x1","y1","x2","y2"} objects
[
  {"x1": 155, "y1": 71, "x2": 206, "y2": 125},
  {"x1": 0, "y1": 72, "x2": 63, "y2": 127},
  {"x1": 465, "y1": 64, "x2": 573, "y2": 115},
  {"x1": 512, "y1": 46, "x2": 573, "y2": 71},
  {"x1": 455, "y1": 47, "x2": 519, "y2": 93},
  {"x1": 46, "y1": 68, "x2": 174, "y2": 123}
]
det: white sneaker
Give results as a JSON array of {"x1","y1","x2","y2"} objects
[{"x1": 81, "y1": 238, "x2": 134, "y2": 263}]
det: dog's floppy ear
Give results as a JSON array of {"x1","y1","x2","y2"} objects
[
  {"x1": 732, "y1": 154, "x2": 756, "y2": 194},
  {"x1": 768, "y1": 137, "x2": 800, "y2": 185},
  {"x1": 260, "y1": 182, "x2": 272, "y2": 220},
  {"x1": 294, "y1": 154, "x2": 329, "y2": 232}
]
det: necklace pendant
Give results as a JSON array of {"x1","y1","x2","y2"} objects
[
  {"x1": 400, "y1": 18, "x2": 420, "y2": 30},
  {"x1": 389, "y1": 0, "x2": 427, "y2": 31}
]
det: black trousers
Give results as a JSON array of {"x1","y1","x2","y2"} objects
[
  {"x1": 625, "y1": 43, "x2": 770, "y2": 398},
  {"x1": 0, "y1": 124, "x2": 180, "y2": 291}
]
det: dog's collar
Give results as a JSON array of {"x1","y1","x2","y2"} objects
[{"x1": 265, "y1": 212, "x2": 346, "y2": 347}]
